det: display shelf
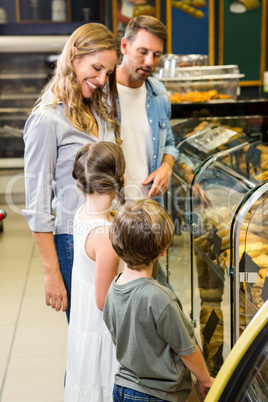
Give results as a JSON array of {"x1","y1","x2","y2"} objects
[
  {"x1": 0, "y1": 22, "x2": 83, "y2": 36},
  {"x1": 15, "y1": 0, "x2": 71, "y2": 23},
  {"x1": 0, "y1": 73, "x2": 48, "y2": 79},
  {"x1": 0, "y1": 94, "x2": 40, "y2": 100}
]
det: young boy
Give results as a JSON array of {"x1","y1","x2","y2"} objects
[{"x1": 103, "y1": 199, "x2": 214, "y2": 401}]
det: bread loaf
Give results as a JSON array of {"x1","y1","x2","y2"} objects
[{"x1": 253, "y1": 254, "x2": 268, "y2": 268}]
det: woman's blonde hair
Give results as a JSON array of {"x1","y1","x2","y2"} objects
[{"x1": 34, "y1": 23, "x2": 121, "y2": 142}]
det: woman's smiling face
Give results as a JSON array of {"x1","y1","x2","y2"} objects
[{"x1": 72, "y1": 49, "x2": 118, "y2": 98}]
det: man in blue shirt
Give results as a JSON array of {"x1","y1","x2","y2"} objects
[{"x1": 116, "y1": 15, "x2": 178, "y2": 203}]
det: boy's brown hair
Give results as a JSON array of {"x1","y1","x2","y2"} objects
[{"x1": 109, "y1": 199, "x2": 174, "y2": 268}]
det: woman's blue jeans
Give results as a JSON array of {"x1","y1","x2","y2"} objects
[
  {"x1": 113, "y1": 385, "x2": 166, "y2": 401},
  {"x1": 54, "y1": 234, "x2": 74, "y2": 322}
]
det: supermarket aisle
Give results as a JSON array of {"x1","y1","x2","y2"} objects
[{"x1": 0, "y1": 204, "x2": 68, "y2": 402}]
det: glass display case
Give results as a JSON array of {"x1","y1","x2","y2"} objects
[{"x1": 164, "y1": 119, "x2": 268, "y2": 377}]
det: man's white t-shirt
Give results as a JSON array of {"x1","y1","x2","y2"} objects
[{"x1": 117, "y1": 82, "x2": 153, "y2": 201}]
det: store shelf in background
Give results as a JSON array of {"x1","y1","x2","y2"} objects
[
  {"x1": 0, "y1": 0, "x2": 104, "y2": 35},
  {"x1": 0, "y1": 21, "x2": 83, "y2": 35}
]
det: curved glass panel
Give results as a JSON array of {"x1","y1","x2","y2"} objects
[
  {"x1": 241, "y1": 194, "x2": 268, "y2": 325},
  {"x1": 191, "y1": 158, "x2": 251, "y2": 376}
]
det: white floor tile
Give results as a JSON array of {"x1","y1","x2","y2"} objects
[
  {"x1": 0, "y1": 325, "x2": 15, "y2": 360},
  {"x1": 0, "y1": 230, "x2": 33, "y2": 260},
  {"x1": 0, "y1": 261, "x2": 28, "y2": 299},
  {"x1": 28, "y1": 255, "x2": 44, "y2": 276},
  {"x1": 0, "y1": 358, "x2": 6, "y2": 381},
  {"x1": 0, "y1": 298, "x2": 21, "y2": 325},
  {"x1": 19, "y1": 295, "x2": 67, "y2": 324},
  {"x1": 24, "y1": 272, "x2": 46, "y2": 298},
  {"x1": 1, "y1": 355, "x2": 66, "y2": 402},
  {"x1": 11, "y1": 321, "x2": 68, "y2": 359}
]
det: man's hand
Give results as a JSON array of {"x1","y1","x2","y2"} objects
[
  {"x1": 142, "y1": 162, "x2": 172, "y2": 198},
  {"x1": 142, "y1": 155, "x2": 174, "y2": 198}
]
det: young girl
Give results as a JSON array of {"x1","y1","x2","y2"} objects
[{"x1": 64, "y1": 141, "x2": 126, "y2": 402}]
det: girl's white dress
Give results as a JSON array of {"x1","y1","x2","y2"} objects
[{"x1": 64, "y1": 214, "x2": 119, "y2": 402}]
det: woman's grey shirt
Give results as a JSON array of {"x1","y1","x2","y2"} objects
[{"x1": 22, "y1": 90, "x2": 116, "y2": 235}]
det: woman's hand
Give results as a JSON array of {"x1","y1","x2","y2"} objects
[
  {"x1": 32, "y1": 232, "x2": 68, "y2": 313},
  {"x1": 45, "y1": 269, "x2": 68, "y2": 312}
]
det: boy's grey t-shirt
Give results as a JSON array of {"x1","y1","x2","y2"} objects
[{"x1": 103, "y1": 276, "x2": 196, "y2": 402}]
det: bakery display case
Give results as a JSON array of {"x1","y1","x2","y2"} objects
[{"x1": 164, "y1": 119, "x2": 268, "y2": 377}]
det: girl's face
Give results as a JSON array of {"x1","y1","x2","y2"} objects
[{"x1": 72, "y1": 49, "x2": 118, "y2": 98}]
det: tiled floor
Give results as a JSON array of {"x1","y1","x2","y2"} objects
[{"x1": 0, "y1": 204, "x2": 68, "y2": 402}]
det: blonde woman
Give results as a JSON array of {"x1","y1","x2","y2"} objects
[{"x1": 22, "y1": 23, "x2": 120, "y2": 322}]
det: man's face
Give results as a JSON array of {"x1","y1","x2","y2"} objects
[{"x1": 122, "y1": 29, "x2": 164, "y2": 83}]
